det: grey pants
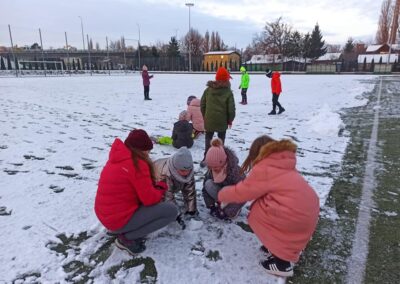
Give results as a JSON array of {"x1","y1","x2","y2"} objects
[
  {"x1": 203, "y1": 179, "x2": 221, "y2": 208},
  {"x1": 114, "y1": 202, "x2": 178, "y2": 240}
]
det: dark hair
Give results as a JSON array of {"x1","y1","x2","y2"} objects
[
  {"x1": 240, "y1": 135, "x2": 275, "y2": 174},
  {"x1": 126, "y1": 145, "x2": 156, "y2": 183}
]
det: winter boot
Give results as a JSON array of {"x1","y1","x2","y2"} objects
[
  {"x1": 260, "y1": 256, "x2": 294, "y2": 277},
  {"x1": 115, "y1": 234, "x2": 146, "y2": 255},
  {"x1": 268, "y1": 110, "x2": 277, "y2": 115},
  {"x1": 278, "y1": 108, "x2": 285, "y2": 114},
  {"x1": 176, "y1": 214, "x2": 186, "y2": 230}
]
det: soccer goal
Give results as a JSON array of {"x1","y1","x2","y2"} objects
[{"x1": 18, "y1": 60, "x2": 64, "y2": 75}]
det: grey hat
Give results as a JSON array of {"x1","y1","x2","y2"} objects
[{"x1": 172, "y1": 147, "x2": 193, "y2": 170}]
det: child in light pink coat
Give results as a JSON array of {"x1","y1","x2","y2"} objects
[
  {"x1": 186, "y1": 96, "x2": 204, "y2": 138},
  {"x1": 218, "y1": 135, "x2": 320, "y2": 277}
]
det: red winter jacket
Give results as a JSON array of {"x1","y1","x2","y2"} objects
[
  {"x1": 271, "y1": 72, "x2": 282, "y2": 95},
  {"x1": 94, "y1": 138, "x2": 164, "y2": 231}
]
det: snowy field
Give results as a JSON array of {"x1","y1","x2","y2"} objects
[{"x1": 0, "y1": 74, "x2": 376, "y2": 283}]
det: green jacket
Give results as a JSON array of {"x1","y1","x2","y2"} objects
[
  {"x1": 240, "y1": 67, "x2": 250, "y2": 89},
  {"x1": 201, "y1": 80, "x2": 236, "y2": 132}
]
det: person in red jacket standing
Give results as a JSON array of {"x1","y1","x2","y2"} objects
[
  {"x1": 142, "y1": 65, "x2": 153, "y2": 100},
  {"x1": 95, "y1": 129, "x2": 178, "y2": 255},
  {"x1": 266, "y1": 69, "x2": 285, "y2": 115}
]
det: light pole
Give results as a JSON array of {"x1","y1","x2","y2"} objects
[
  {"x1": 78, "y1": 16, "x2": 85, "y2": 50},
  {"x1": 137, "y1": 23, "x2": 141, "y2": 69},
  {"x1": 185, "y1": 3, "x2": 194, "y2": 71}
]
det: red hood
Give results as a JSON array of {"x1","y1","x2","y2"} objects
[{"x1": 109, "y1": 138, "x2": 132, "y2": 163}]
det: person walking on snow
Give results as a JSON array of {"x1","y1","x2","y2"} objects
[
  {"x1": 94, "y1": 129, "x2": 178, "y2": 255},
  {"x1": 239, "y1": 66, "x2": 250, "y2": 105},
  {"x1": 142, "y1": 65, "x2": 153, "y2": 100},
  {"x1": 218, "y1": 135, "x2": 319, "y2": 277},
  {"x1": 265, "y1": 69, "x2": 285, "y2": 115},
  {"x1": 200, "y1": 66, "x2": 236, "y2": 167}
]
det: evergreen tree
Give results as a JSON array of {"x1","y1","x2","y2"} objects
[
  {"x1": 210, "y1": 32, "x2": 216, "y2": 51},
  {"x1": 363, "y1": 57, "x2": 367, "y2": 71},
  {"x1": 0, "y1": 57, "x2": 5, "y2": 70},
  {"x1": 72, "y1": 59, "x2": 76, "y2": 70},
  {"x1": 167, "y1": 37, "x2": 180, "y2": 57},
  {"x1": 286, "y1": 30, "x2": 302, "y2": 59},
  {"x1": 344, "y1": 38, "x2": 355, "y2": 53},
  {"x1": 203, "y1": 31, "x2": 210, "y2": 53},
  {"x1": 77, "y1": 60, "x2": 81, "y2": 70},
  {"x1": 370, "y1": 58, "x2": 375, "y2": 72},
  {"x1": 302, "y1": 33, "x2": 312, "y2": 60},
  {"x1": 309, "y1": 23, "x2": 327, "y2": 59},
  {"x1": 15, "y1": 58, "x2": 19, "y2": 70},
  {"x1": 62, "y1": 60, "x2": 66, "y2": 71},
  {"x1": 151, "y1": 46, "x2": 160, "y2": 57},
  {"x1": 28, "y1": 63, "x2": 32, "y2": 70}
]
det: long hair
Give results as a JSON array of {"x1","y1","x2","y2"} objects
[
  {"x1": 126, "y1": 145, "x2": 156, "y2": 183},
  {"x1": 240, "y1": 135, "x2": 275, "y2": 174}
]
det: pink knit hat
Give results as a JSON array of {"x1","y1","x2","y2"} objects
[{"x1": 205, "y1": 138, "x2": 227, "y2": 183}]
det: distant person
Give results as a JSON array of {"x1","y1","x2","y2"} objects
[
  {"x1": 202, "y1": 138, "x2": 245, "y2": 219},
  {"x1": 218, "y1": 135, "x2": 320, "y2": 277},
  {"x1": 186, "y1": 95, "x2": 205, "y2": 138},
  {"x1": 265, "y1": 69, "x2": 285, "y2": 115},
  {"x1": 172, "y1": 110, "x2": 194, "y2": 149},
  {"x1": 154, "y1": 147, "x2": 197, "y2": 217},
  {"x1": 142, "y1": 65, "x2": 153, "y2": 100},
  {"x1": 200, "y1": 66, "x2": 236, "y2": 167},
  {"x1": 95, "y1": 129, "x2": 178, "y2": 255},
  {"x1": 239, "y1": 66, "x2": 250, "y2": 105}
]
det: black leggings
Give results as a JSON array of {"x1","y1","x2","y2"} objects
[
  {"x1": 204, "y1": 131, "x2": 226, "y2": 157},
  {"x1": 272, "y1": 93, "x2": 283, "y2": 111}
]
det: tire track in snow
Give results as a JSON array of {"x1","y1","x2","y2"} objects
[{"x1": 346, "y1": 77, "x2": 382, "y2": 284}]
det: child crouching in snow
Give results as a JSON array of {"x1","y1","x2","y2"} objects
[
  {"x1": 94, "y1": 129, "x2": 178, "y2": 255},
  {"x1": 172, "y1": 110, "x2": 194, "y2": 149},
  {"x1": 154, "y1": 147, "x2": 197, "y2": 219},
  {"x1": 218, "y1": 135, "x2": 320, "y2": 277},
  {"x1": 186, "y1": 95, "x2": 204, "y2": 139},
  {"x1": 202, "y1": 138, "x2": 245, "y2": 220}
]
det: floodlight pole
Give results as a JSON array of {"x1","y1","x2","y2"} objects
[
  {"x1": 87, "y1": 34, "x2": 92, "y2": 76},
  {"x1": 79, "y1": 16, "x2": 85, "y2": 50},
  {"x1": 65, "y1": 31, "x2": 70, "y2": 73},
  {"x1": 185, "y1": 3, "x2": 194, "y2": 72},
  {"x1": 8, "y1": 24, "x2": 18, "y2": 77},
  {"x1": 137, "y1": 23, "x2": 141, "y2": 69},
  {"x1": 39, "y1": 28, "x2": 46, "y2": 77},
  {"x1": 106, "y1": 36, "x2": 110, "y2": 75}
]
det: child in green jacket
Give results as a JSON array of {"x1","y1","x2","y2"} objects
[{"x1": 239, "y1": 66, "x2": 250, "y2": 105}]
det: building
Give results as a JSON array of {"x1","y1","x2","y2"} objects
[
  {"x1": 203, "y1": 51, "x2": 240, "y2": 71},
  {"x1": 358, "y1": 44, "x2": 400, "y2": 71}
]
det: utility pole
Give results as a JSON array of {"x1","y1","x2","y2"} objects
[
  {"x1": 185, "y1": 3, "x2": 194, "y2": 71},
  {"x1": 8, "y1": 24, "x2": 18, "y2": 77},
  {"x1": 39, "y1": 28, "x2": 46, "y2": 77},
  {"x1": 87, "y1": 34, "x2": 92, "y2": 75},
  {"x1": 79, "y1": 16, "x2": 85, "y2": 50},
  {"x1": 137, "y1": 23, "x2": 141, "y2": 69},
  {"x1": 106, "y1": 36, "x2": 110, "y2": 75},
  {"x1": 65, "y1": 31, "x2": 70, "y2": 74}
]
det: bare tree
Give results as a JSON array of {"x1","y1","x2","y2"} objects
[
  {"x1": 210, "y1": 32, "x2": 216, "y2": 51},
  {"x1": 183, "y1": 28, "x2": 204, "y2": 56},
  {"x1": 376, "y1": 0, "x2": 393, "y2": 44},
  {"x1": 261, "y1": 17, "x2": 292, "y2": 55},
  {"x1": 203, "y1": 31, "x2": 210, "y2": 53}
]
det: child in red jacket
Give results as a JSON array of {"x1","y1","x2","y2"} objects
[
  {"x1": 266, "y1": 69, "x2": 285, "y2": 115},
  {"x1": 95, "y1": 129, "x2": 178, "y2": 255}
]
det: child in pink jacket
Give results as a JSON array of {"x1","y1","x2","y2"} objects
[
  {"x1": 218, "y1": 135, "x2": 320, "y2": 277},
  {"x1": 186, "y1": 95, "x2": 204, "y2": 138}
]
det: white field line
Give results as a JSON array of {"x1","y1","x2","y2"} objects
[{"x1": 346, "y1": 77, "x2": 382, "y2": 284}]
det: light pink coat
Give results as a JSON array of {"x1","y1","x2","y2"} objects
[
  {"x1": 186, "y1": 98, "x2": 205, "y2": 132},
  {"x1": 218, "y1": 149, "x2": 319, "y2": 262}
]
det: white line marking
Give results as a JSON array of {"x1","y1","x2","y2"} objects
[{"x1": 346, "y1": 77, "x2": 382, "y2": 284}]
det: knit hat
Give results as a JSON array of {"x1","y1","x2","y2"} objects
[
  {"x1": 205, "y1": 138, "x2": 227, "y2": 183},
  {"x1": 142, "y1": 65, "x2": 148, "y2": 71},
  {"x1": 179, "y1": 110, "x2": 188, "y2": 121},
  {"x1": 215, "y1": 67, "x2": 232, "y2": 81},
  {"x1": 172, "y1": 147, "x2": 193, "y2": 170},
  {"x1": 187, "y1": 95, "x2": 197, "y2": 106},
  {"x1": 124, "y1": 129, "x2": 153, "y2": 151},
  {"x1": 265, "y1": 69, "x2": 273, "y2": 78}
]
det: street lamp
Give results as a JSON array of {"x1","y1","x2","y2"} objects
[
  {"x1": 185, "y1": 2, "x2": 194, "y2": 71},
  {"x1": 78, "y1": 16, "x2": 85, "y2": 50},
  {"x1": 137, "y1": 23, "x2": 141, "y2": 69}
]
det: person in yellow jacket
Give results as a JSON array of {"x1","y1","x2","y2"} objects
[{"x1": 239, "y1": 66, "x2": 250, "y2": 105}]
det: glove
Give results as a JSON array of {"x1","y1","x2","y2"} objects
[
  {"x1": 155, "y1": 181, "x2": 168, "y2": 191},
  {"x1": 228, "y1": 121, "x2": 232, "y2": 129}
]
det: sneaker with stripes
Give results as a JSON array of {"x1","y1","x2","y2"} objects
[
  {"x1": 260, "y1": 256, "x2": 293, "y2": 277},
  {"x1": 260, "y1": 245, "x2": 273, "y2": 259}
]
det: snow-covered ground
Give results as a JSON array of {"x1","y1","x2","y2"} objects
[{"x1": 0, "y1": 74, "x2": 376, "y2": 283}]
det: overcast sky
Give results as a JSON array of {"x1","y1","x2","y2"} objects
[{"x1": 0, "y1": 0, "x2": 384, "y2": 50}]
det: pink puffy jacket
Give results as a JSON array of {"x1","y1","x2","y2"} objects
[{"x1": 186, "y1": 98, "x2": 205, "y2": 132}]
